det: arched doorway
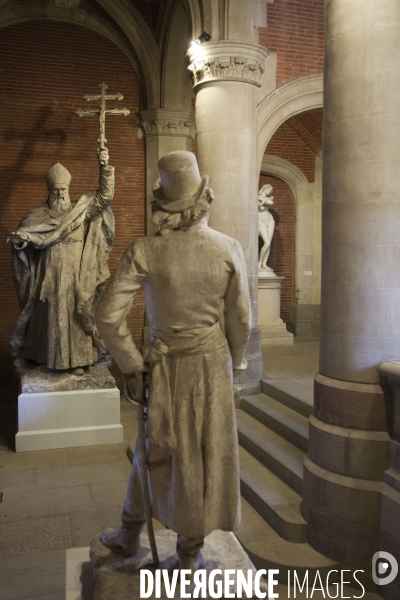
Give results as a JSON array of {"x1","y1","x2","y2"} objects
[{"x1": 259, "y1": 110, "x2": 323, "y2": 336}]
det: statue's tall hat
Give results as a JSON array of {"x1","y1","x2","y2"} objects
[
  {"x1": 45, "y1": 162, "x2": 71, "y2": 189},
  {"x1": 153, "y1": 151, "x2": 208, "y2": 212}
]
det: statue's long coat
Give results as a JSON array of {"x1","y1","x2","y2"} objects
[
  {"x1": 10, "y1": 166, "x2": 115, "y2": 370},
  {"x1": 96, "y1": 222, "x2": 251, "y2": 537}
]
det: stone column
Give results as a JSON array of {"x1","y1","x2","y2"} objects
[
  {"x1": 187, "y1": 41, "x2": 269, "y2": 385},
  {"x1": 138, "y1": 109, "x2": 195, "y2": 234},
  {"x1": 138, "y1": 110, "x2": 195, "y2": 346},
  {"x1": 303, "y1": 0, "x2": 399, "y2": 567}
]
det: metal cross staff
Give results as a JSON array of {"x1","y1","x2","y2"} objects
[{"x1": 75, "y1": 82, "x2": 130, "y2": 164}]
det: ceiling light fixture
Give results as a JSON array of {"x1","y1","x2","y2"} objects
[{"x1": 191, "y1": 31, "x2": 211, "y2": 46}]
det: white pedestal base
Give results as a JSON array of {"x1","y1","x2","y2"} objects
[
  {"x1": 16, "y1": 388, "x2": 123, "y2": 452},
  {"x1": 258, "y1": 275, "x2": 294, "y2": 346}
]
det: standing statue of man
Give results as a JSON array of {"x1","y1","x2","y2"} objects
[
  {"x1": 9, "y1": 149, "x2": 115, "y2": 371},
  {"x1": 96, "y1": 151, "x2": 251, "y2": 570},
  {"x1": 258, "y1": 183, "x2": 275, "y2": 271}
]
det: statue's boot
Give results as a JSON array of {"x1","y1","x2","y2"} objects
[
  {"x1": 176, "y1": 534, "x2": 205, "y2": 573},
  {"x1": 178, "y1": 552, "x2": 205, "y2": 572},
  {"x1": 100, "y1": 527, "x2": 140, "y2": 557}
]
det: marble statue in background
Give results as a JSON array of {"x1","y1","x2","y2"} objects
[
  {"x1": 95, "y1": 151, "x2": 251, "y2": 572},
  {"x1": 258, "y1": 183, "x2": 276, "y2": 273},
  {"x1": 9, "y1": 148, "x2": 115, "y2": 371}
]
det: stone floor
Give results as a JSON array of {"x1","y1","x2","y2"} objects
[
  {"x1": 0, "y1": 391, "x2": 139, "y2": 600},
  {"x1": 0, "y1": 338, "x2": 332, "y2": 600},
  {"x1": 262, "y1": 336, "x2": 319, "y2": 383}
]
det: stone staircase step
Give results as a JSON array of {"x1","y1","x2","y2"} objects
[
  {"x1": 236, "y1": 497, "x2": 338, "y2": 585},
  {"x1": 241, "y1": 393, "x2": 309, "y2": 452},
  {"x1": 239, "y1": 446, "x2": 307, "y2": 543},
  {"x1": 236, "y1": 409, "x2": 304, "y2": 495},
  {"x1": 261, "y1": 377, "x2": 314, "y2": 418}
]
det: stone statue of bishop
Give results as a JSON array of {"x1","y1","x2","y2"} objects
[{"x1": 9, "y1": 149, "x2": 115, "y2": 371}]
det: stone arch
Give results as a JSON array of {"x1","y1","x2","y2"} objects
[
  {"x1": 260, "y1": 153, "x2": 321, "y2": 321},
  {"x1": 159, "y1": 0, "x2": 194, "y2": 111},
  {"x1": 0, "y1": 0, "x2": 160, "y2": 109},
  {"x1": 183, "y1": 0, "x2": 205, "y2": 38},
  {"x1": 158, "y1": 0, "x2": 209, "y2": 41},
  {"x1": 257, "y1": 73, "x2": 323, "y2": 165},
  {"x1": 260, "y1": 154, "x2": 308, "y2": 201}
]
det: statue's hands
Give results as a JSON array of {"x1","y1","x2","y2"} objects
[
  {"x1": 258, "y1": 184, "x2": 274, "y2": 206},
  {"x1": 8, "y1": 231, "x2": 28, "y2": 248},
  {"x1": 123, "y1": 366, "x2": 150, "y2": 406},
  {"x1": 233, "y1": 358, "x2": 248, "y2": 379},
  {"x1": 98, "y1": 147, "x2": 109, "y2": 167}
]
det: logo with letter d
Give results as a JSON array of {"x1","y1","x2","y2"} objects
[{"x1": 372, "y1": 552, "x2": 398, "y2": 586}]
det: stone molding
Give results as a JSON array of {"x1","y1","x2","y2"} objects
[
  {"x1": 314, "y1": 372, "x2": 387, "y2": 431},
  {"x1": 378, "y1": 361, "x2": 400, "y2": 384},
  {"x1": 258, "y1": 275, "x2": 284, "y2": 289},
  {"x1": 261, "y1": 154, "x2": 308, "y2": 198},
  {"x1": 308, "y1": 414, "x2": 390, "y2": 481},
  {"x1": 187, "y1": 41, "x2": 269, "y2": 89},
  {"x1": 257, "y1": 73, "x2": 323, "y2": 164},
  {"x1": 138, "y1": 109, "x2": 195, "y2": 139}
]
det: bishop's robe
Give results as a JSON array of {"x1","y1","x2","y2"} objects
[
  {"x1": 95, "y1": 220, "x2": 251, "y2": 538},
  {"x1": 10, "y1": 165, "x2": 115, "y2": 370}
]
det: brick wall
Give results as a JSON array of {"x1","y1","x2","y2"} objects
[
  {"x1": 258, "y1": 175, "x2": 294, "y2": 324},
  {"x1": 259, "y1": 0, "x2": 324, "y2": 87},
  {"x1": 0, "y1": 21, "x2": 146, "y2": 381},
  {"x1": 266, "y1": 119, "x2": 317, "y2": 182}
]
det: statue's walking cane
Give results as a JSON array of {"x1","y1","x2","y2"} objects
[{"x1": 135, "y1": 372, "x2": 160, "y2": 567}]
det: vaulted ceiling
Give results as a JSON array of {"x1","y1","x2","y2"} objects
[{"x1": 285, "y1": 112, "x2": 323, "y2": 155}]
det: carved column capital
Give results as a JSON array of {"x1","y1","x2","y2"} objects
[
  {"x1": 187, "y1": 41, "x2": 269, "y2": 90},
  {"x1": 138, "y1": 109, "x2": 195, "y2": 139}
]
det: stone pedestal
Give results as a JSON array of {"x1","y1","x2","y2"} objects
[
  {"x1": 15, "y1": 364, "x2": 123, "y2": 452},
  {"x1": 90, "y1": 529, "x2": 267, "y2": 599},
  {"x1": 258, "y1": 274, "x2": 293, "y2": 346}
]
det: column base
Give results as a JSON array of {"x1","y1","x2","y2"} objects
[
  {"x1": 260, "y1": 322, "x2": 294, "y2": 346},
  {"x1": 304, "y1": 373, "x2": 390, "y2": 567},
  {"x1": 234, "y1": 351, "x2": 264, "y2": 386},
  {"x1": 290, "y1": 303, "x2": 320, "y2": 337},
  {"x1": 380, "y1": 484, "x2": 400, "y2": 599},
  {"x1": 303, "y1": 456, "x2": 382, "y2": 567},
  {"x1": 234, "y1": 327, "x2": 264, "y2": 385}
]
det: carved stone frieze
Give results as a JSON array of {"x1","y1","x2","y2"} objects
[
  {"x1": 138, "y1": 110, "x2": 195, "y2": 139},
  {"x1": 187, "y1": 41, "x2": 269, "y2": 90},
  {"x1": 188, "y1": 56, "x2": 265, "y2": 87}
]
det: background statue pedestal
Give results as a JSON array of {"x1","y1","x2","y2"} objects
[
  {"x1": 15, "y1": 363, "x2": 123, "y2": 452},
  {"x1": 258, "y1": 274, "x2": 294, "y2": 346}
]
